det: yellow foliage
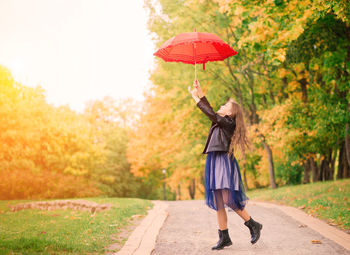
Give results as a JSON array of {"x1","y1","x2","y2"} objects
[
  {"x1": 232, "y1": 16, "x2": 242, "y2": 27},
  {"x1": 288, "y1": 80, "x2": 300, "y2": 91},
  {"x1": 214, "y1": 0, "x2": 232, "y2": 13},
  {"x1": 234, "y1": 6, "x2": 244, "y2": 16},
  {"x1": 297, "y1": 70, "x2": 309, "y2": 80},
  {"x1": 286, "y1": 1, "x2": 298, "y2": 12},
  {"x1": 100, "y1": 175, "x2": 116, "y2": 184},
  {"x1": 253, "y1": 147, "x2": 271, "y2": 187},
  {"x1": 278, "y1": 68, "x2": 288, "y2": 78},
  {"x1": 275, "y1": 48, "x2": 286, "y2": 62},
  {"x1": 266, "y1": 17, "x2": 279, "y2": 31},
  {"x1": 292, "y1": 63, "x2": 306, "y2": 74}
]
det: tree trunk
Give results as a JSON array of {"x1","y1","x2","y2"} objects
[
  {"x1": 339, "y1": 26, "x2": 350, "y2": 177},
  {"x1": 319, "y1": 152, "x2": 332, "y2": 181},
  {"x1": 345, "y1": 123, "x2": 350, "y2": 167},
  {"x1": 337, "y1": 140, "x2": 350, "y2": 179},
  {"x1": 310, "y1": 156, "x2": 318, "y2": 182},
  {"x1": 177, "y1": 183, "x2": 181, "y2": 200},
  {"x1": 325, "y1": 150, "x2": 333, "y2": 180},
  {"x1": 319, "y1": 157, "x2": 325, "y2": 181},
  {"x1": 302, "y1": 158, "x2": 311, "y2": 184},
  {"x1": 344, "y1": 26, "x2": 350, "y2": 167},
  {"x1": 337, "y1": 141, "x2": 345, "y2": 179},
  {"x1": 346, "y1": 151, "x2": 350, "y2": 178},
  {"x1": 261, "y1": 140, "x2": 277, "y2": 188},
  {"x1": 188, "y1": 178, "x2": 195, "y2": 199},
  {"x1": 330, "y1": 148, "x2": 337, "y2": 180},
  {"x1": 298, "y1": 75, "x2": 308, "y2": 103}
]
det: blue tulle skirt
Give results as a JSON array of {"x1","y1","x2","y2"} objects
[{"x1": 204, "y1": 151, "x2": 249, "y2": 211}]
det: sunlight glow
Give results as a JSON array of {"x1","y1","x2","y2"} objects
[{"x1": 0, "y1": 0, "x2": 156, "y2": 112}]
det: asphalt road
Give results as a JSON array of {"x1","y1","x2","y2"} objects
[{"x1": 151, "y1": 200, "x2": 349, "y2": 255}]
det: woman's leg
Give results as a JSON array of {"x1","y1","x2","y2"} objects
[
  {"x1": 217, "y1": 208, "x2": 228, "y2": 230},
  {"x1": 236, "y1": 207, "x2": 263, "y2": 244},
  {"x1": 215, "y1": 189, "x2": 228, "y2": 230},
  {"x1": 220, "y1": 189, "x2": 250, "y2": 222},
  {"x1": 233, "y1": 207, "x2": 251, "y2": 222}
]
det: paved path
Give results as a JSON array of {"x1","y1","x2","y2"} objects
[{"x1": 151, "y1": 200, "x2": 349, "y2": 255}]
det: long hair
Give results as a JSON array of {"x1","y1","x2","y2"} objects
[{"x1": 225, "y1": 98, "x2": 252, "y2": 159}]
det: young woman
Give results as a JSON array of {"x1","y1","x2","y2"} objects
[{"x1": 188, "y1": 79, "x2": 263, "y2": 250}]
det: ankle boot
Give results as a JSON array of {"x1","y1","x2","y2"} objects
[
  {"x1": 244, "y1": 216, "x2": 263, "y2": 244},
  {"x1": 211, "y1": 229, "x2": 232, "y2": 250}
]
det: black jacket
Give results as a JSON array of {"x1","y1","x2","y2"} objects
[{"x1": 196, "y1": 96, "x2": 236, "y2": 154}]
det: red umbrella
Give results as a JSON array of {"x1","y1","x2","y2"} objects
[{"x1": 153, "y1": 29, "x2": 237, "y2": 82}]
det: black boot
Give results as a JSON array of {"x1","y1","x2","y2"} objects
[
  {"x1": 211, "y1": 229, "x2": 232, "y2": 250},
  {"x1": 244, "y1": 216, "x2": 263, "y2": 244}
]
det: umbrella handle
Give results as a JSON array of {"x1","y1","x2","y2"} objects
[
  {"x1": 193, "y1": 41, "x2": 197, "y2": 87},
  {"x1": 194, "y1": 62, "x2": 199, "y2": 88},
  {"x1": 195, "y1": 61, "x2": 197, "y2": 85}
]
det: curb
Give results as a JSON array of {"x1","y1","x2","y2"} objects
[
  {"x1": 113, "y1": 200, "x2": 169, "y2": 255},
  {"x1": 250, "y1": 200, "x2": 350, "y2": 251}
]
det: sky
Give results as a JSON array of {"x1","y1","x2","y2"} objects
[{"x1": 0, "y1": 0, "x2": 156, "y2": 113}]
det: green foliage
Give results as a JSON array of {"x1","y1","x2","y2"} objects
[
  {"x1": 275, "y1": 154, "x2": 303, "y2": 185},
  {"x1": 245, "y1": 153, "x2": 261, "y2": 180},
  {"x1": 286, "y1": 14, "x2": 348, "y2": 65}
]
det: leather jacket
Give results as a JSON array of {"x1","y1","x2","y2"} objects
[{"x1": 196, "y1": 96, "x2": 236, "y2": 154}]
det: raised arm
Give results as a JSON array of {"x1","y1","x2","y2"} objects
[
  {"x1": 189, "y1": 80, "x2": 235, "y2": 129},
  {"x1": 196, "y1": 96, "x2": 235, "y2": 129}
]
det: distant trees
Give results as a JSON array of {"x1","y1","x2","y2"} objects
[
  {"x1": 0, "y1": 65, "x2": 148, "y2": 199},
  {"x1": 136, "y1": 0, "x2": 350, "y2": 198}
]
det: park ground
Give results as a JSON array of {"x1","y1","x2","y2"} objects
[{"x1": 0, "y1": 178, "x2": 349, "y2": 254}]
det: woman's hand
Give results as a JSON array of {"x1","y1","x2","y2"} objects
[
  {"x1": 194, "y1": 79, "x2": 205, "y2": 98},
  {"x1": 188, "y1": 84, "x2": 200, "y2": 103},
  {"x1": 188, "y1": 85, "x2": 199, "y2": 97}
]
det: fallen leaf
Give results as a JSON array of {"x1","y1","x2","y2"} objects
[
  {"x1": 311, "y1": 240, "x2": 322, "y2": 244},
  {"x1": 131, "y1": 214, "x2": 143, "y2": 219}
]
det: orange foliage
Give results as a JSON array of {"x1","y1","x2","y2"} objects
[{"x1": 0, "y1": 169, "x2": 102, "y2": 200}]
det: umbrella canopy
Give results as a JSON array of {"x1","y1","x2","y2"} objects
[{"x1": 154, "y1": 30, "x2": 237, "y2": 77}]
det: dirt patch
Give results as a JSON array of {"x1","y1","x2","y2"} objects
[
  {"x1": 105, "y1": 214, "x2": 146, "y2": 254},
  {"x1": 9, "y1": 199, "x2": 112, "y2": 214}
]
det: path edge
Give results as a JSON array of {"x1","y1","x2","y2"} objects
[
  {"x1": 114, "y1": 200, "x2": 169, "y2": 255},
  {"x1": 250, "y1": 199, "x2": 350, "y2": 251}
]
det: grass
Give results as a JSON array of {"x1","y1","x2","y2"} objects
[
  {"x1": 245, "y1": 178, "x2": 350, "y2": 232},
  {"x1": 0, "y1": 197, "x2": 154, "y2": 255}
]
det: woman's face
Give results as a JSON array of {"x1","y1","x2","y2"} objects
[{"x1": 217, "y1": 100, "x2": 233, "y2": 117}]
